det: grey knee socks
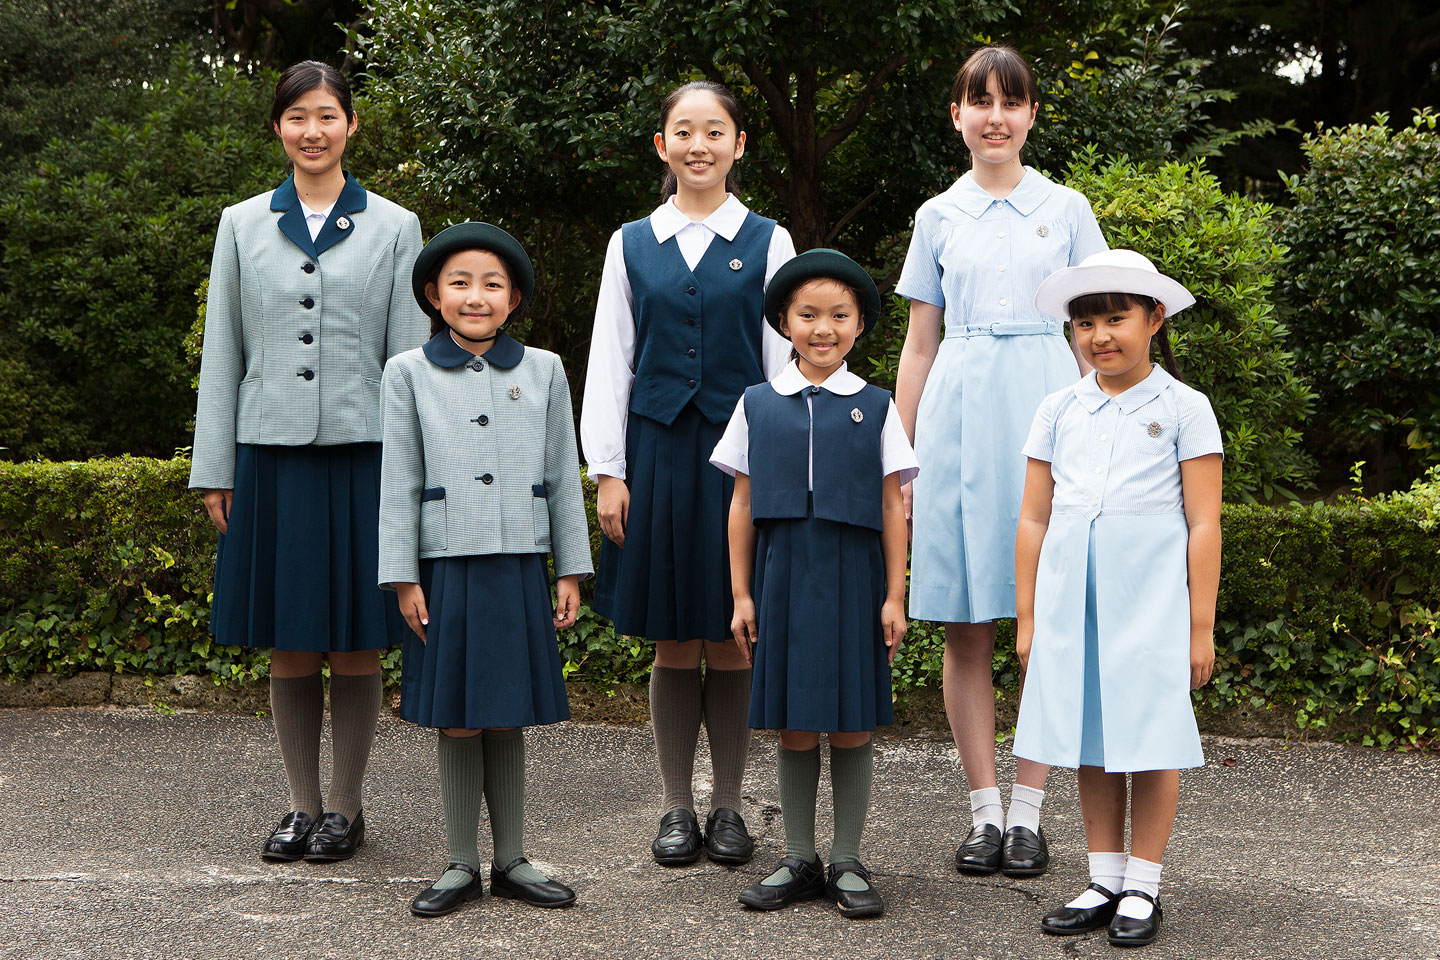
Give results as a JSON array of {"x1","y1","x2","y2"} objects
[
  {"x1": 326, "y1": 671, "x2": 382, "y2": 820},
  {"x1": 650, "y1": 665, "x2": 703, "y2": 812},
  {"x1": 269, "y1": 673, "x2": 324, "y2": 818}
]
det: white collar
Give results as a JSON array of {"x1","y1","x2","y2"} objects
[
  {"x1": 770, "y1": 360, "x2": 866, "y2": 397},
  {"x1": 649, "y1": 194, "x2": 749, "y2": 244},
  {"x1": 299, "y1": 198, "x2": 335, "y2": 220},
  {"x1": 1074, "y1": 364, "x2": 1174, "y2": 414}
]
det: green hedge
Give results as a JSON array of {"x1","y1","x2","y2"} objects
[{"x1": 3, "y1": 458, "x2": 1438, "y2": 746}]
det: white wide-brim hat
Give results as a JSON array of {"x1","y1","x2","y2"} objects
[{"x1": 1034, "y1": 249, "x2": 1196, "y2": 320}]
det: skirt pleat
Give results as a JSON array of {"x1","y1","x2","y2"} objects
[
  {"x1": 211, "y1": 443, "x2": 406, "y2": 652},
  {"x1": 399, "y1": 554, "x2": 571, "y2": 730}
]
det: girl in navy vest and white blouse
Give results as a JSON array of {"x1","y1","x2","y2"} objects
[{"x1": 711, "y1": 249, "x2": 917, "y2": 918}]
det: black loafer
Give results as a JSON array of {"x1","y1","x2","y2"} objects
[
  {"x1": 1108, "y1": 890, "x2": 1163, "y2": 947},
  {"x1": 651, "y1": 808, "x2": 702, "y2": 866},
  {"x1": 955, "y1": 822, "x2": 1002, "y2": 874},
  {"x1": 704, "y1": 807, "x2": 755, "y2": 865},
  {"x1": 824, "y1": 860, "x2": 884, "y2": 918},
  {"x1": 410, "y1": 863, "x2": 484, "y2": 918},
  {"x1": 737, "y1": 854, "x2": 825, "y2": 910},
  {"x1": 260, "y1": 811, "x2": 314, "y2": 862},
  {"x1": 489, "y1": 857, "x2": 576, "y2": 908},
  {"x1": 304, "y1": 810, "x2": 365, "y2": 862},
  {"x1": 1001, "y1": 825, "x2": 1049, "y2": 876},
  {"x1": 1041, "y1": 882, "x2": 1119, "y2": 935}
]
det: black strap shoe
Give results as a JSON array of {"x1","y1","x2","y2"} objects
[
  {"x1": 1107, "y1": 889, "x2": 1163, "y2": 947},
  {"x1": 1001, "y1": 824, "x2": 1049, "y2": 876},
  {"x1": 303, "y1": 810, "x2": 365, "y2": 862},
  {"x1": 651, "y1": 808, "x2": 702, "y2": 866},
  {"x1": 410, "y1": 863, "x2": 484, "y2": 918},
  {"x1": 489, "y1": 857, "x2": 577, "y2": 908},
  {"x1": 1041, "y1": 882, "x2": 1119, "y2": 935},
  {"x1": 737, "y1": 854, "x2": 825, "y2": 910},
  {"x1": 955, "y1": 822, "x2": 1002, "y2": 874},
  {"x1": 824, "y1": 860, "x2": 885, "y2": 918},
  {"x1": 704, "y1": 807, "x2": 755, "y2": 865},
  {"x1": 260, "y1": 811, "x2": 314, "y2": 862}
]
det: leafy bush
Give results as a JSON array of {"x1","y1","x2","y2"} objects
[{"x1": 1278, "y1": 109, "x2": 1440, "y2": 491}]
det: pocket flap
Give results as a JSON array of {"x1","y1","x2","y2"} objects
[
  {"x1": 421, "y1": 486, "x2": 446, "y2": 502},
  {"x1": 531, "y1": 483, "x2": 547, "y2": 498}
]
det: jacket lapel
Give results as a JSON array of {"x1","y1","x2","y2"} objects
[{"x1": 313, "y1": 173, "x2": 369, "y2": 257}]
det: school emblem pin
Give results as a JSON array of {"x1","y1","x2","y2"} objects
[
  {"x1": 509, "y1": 385, "x2": 521, "y2": 400},
  {"x1": 1036, "y1": 224, "x2": 1049, "y2": 237},
  {"x1": 1147, "y1": 421, "x2": 1162, "y2": 437},
  {"x1": 729, "y1": 258, "x2": 743, "y2": 271},
  {"x1": 336, "y1": 216, "x2": 351, "y2": 230},
  {"x1": 851, "y1": 408, "x2": 864, "y2": 423}
]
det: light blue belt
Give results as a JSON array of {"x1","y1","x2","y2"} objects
[{"x1": 951, "y1": 318, "x2": 1065, "y2": 338}]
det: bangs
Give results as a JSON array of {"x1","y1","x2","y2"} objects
[
  {"x1": 1066, "y1": 291, "x2": 1159, "y2": 320},
  {"x1": 952, "y1": 46, "x2": 1039, "y2": 105}
]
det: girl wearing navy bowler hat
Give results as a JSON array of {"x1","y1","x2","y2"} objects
[
  {"x1": 582, "y1": 81, "x2": 797, "y2": 867},
  {"x1": 1015, "y1": 250, "x2": 1222, "y2": 947},
  {"x1": 711, "y1": 249, "x2": 918, "y2": 918},
  {"x1": 190, "y1": 61, "x2": 427, "y2": 865},
  {"x1": 378, "y1": 222, "x2": 593, "y2": 917}
]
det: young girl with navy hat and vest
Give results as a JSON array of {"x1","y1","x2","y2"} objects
[
  {"x1": 1015, "y1": 250, "x2": 1222, "y2": 947},
  {"x1": 582, "y1": 81, "x2": 796, "y2": 867},
  {"x1": 893, "y1": 44, "x2": 1108, "y2": 877},
  {"x1": 379, "y1": 222, "x2": 592, "y2": 918},
  {"x1": 190, "y1": 61, "x2": 427, "y2": 864},
  {"x1": 711, "y1": 249, "x2": 917, "y2": 918}
]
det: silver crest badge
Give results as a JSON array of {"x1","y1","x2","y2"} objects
[
  {"x1": 1147, "y1": 421, "x2": 1162, "y2": 438},
  {"x1": 850, "y1": 408, "x2": 864, "y2": 423},
  {"x1": 729, "y1": 258, "x2": 743, "y2": 271},
  {"x1": 336, "y1": 216, "x2": 351, "y2": 230},
  {"x1": 509, "y1": 385, "x2": 521, "y2": 400},
  {"x1": 1036, "y1": 224, "x2": 1049, "y2": 237}
]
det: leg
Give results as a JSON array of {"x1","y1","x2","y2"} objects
[
  {"x1": 737, "y1": 732, "x2": 824, "y2": 910},
  {"x1": 482, "y1": 727, "x2": 576, "y2": 907},
  {"x1": 261, "y1": 651, "x2": 324, "y2": 860},
  {"x1": 1040, "y1": 766, "x2": 1127, "y2": 935},
  {"x1": 649, "y1": 641, "x2": 705, "y2": 864},
  {"x1": 1007, "y1": 665, "x2": 1052, "y2": 824},
  {"x1": 410, "y1": 728, "x2": 486, "y2": 917},
  {"x1": 699, "y1": 638, "x2": 755, "y2": 863},
  {"x1": 1109, "y1": 769, "x2": 1179, "y2": 942},
  {"x1": 826, "y1": 731, "x2": 883, "y2": 917},
  {"x1": 324, "y1": 649, "x2": 383, "y2": 822},
  {"x1": 945, "y1": 622, "x2": 1007, "y2": 874}
]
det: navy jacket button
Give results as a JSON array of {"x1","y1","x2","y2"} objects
[
  {"x1": 480, "y1": 473, "x2": 494, "y2": 484},
  {"x1": 299, "y1": 369, "x2": 315, "y2": 381},
  {"x1": 302, "y1": 263, "x2": 315, "y2": 274},
  {"x1": 686, "y1": 286, "x2": 697, "y2": 296},
  {"x1": 686, "y1": 378, "x2": 697, "y2": 388},
  {"x1": 477, "y1": 415, "x2": 489, "y2": 425},
  {"x1": 299, "y1": 333, "x2": 314, "y2": 344},
  {"x1": 300, "y1": 297, "x2": 315, "y2": 309},
  {"x1": 470, "y1": 360, "x2": 484, "y2": 372},
  {"x1": 686, "y1": 318, "x2": 696, "y2": 326},
  {"x1": 686, "y1": 348, "x2": 696, "y2": 357}
]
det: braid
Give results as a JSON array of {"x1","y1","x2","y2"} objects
[{"x1": 1155, "y1": 323, "x2": 1184, "y2": 382}]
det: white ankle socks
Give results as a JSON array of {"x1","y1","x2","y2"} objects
[
  {"x1": 1117, "y1": 855, "x2": 1163, "y2": 919},
  {"x1": 1004, "y1": 784, "x2": 1045, "y2": 833},
  {"x1": 1066, "y1": 851, "x2": 1127, "y2": 908},
  {"x1": 969, "y1": 787, "x2": 1003, "y2": 829}
]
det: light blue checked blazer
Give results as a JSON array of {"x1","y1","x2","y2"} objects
[
  {"x1": 189, "y1": 174, "x2": 428, "y2": 490},
  {"x1": 378, "y1": 331, "x2": 594, "y2": 587}
]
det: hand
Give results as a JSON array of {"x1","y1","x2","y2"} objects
[
  {"x1": 202, "y1": 489, "x2": 233, "y2": 534},
  {"x1": 881, "y1": 598, "x2": 906, "y2": 664},
  {"x1": 553, "y1": 575, "x2": 580, "y2": 629},
  {"x1": 1190, "y1": 632, "x2": 1215, "y2": 689},
  {"x1": 596, "y1": 475, "x2": 629, "y2": 547},
  {"x1": 395, "y1": 582, "x2": 429, "y2": 642},
  {"x1": 900, "y1": 480, "x2": 914, "y2": 542},
  {"x1": 730, "y1": 595, "x2": 757, "y2": 665},
  {"x1": 1015, "y1": 619, "x2": 1034, "y2": 673}
]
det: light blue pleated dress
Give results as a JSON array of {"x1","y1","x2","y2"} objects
[
  {"x1": 896, "y1": 169, "x2": 1107, "y2": 623},
  {"x1": 1012, "y1": 367, "x2": 1223, "y2": 772}
]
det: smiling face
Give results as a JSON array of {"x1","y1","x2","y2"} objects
[
  {"x1": 951, "y1": 70, "x2": 1037, "y2": 173},
  {"x1": 272, "y1": 86, "x2": 357, "y2": 180},
  {"x1": 653, "y1": 89, "x2": 745, "y2": 199},
  {"x1": 425, "y1": 249, "x2": 521, "y2": 354},
  {"x1": 1070, "y1": 295, "x2": 1166, "y2": 394},
  {"x1": 779, "y1": 279, "x2": 865, "y2": 383}
]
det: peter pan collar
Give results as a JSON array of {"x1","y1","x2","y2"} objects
[
  {"x1": 770, "y1": 360, "x2": 866, "y2": 397},
  {"x1": 948, "y1": 167, "x2": 1051, "y2": 219},
  {"x1": 649, "y1": 194, "x2": 748, "y2": 244},
  {"x1": 272, "y1": 172, "x2": 368, "y2": 257},
  {"x1": 422, "y1": 330, "x2": 525, "y2": 369},
  {"x1": 1073, "y1": 364, "x2": 1173, "y2": 414}
]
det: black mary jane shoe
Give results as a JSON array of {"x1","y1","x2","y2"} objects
[
  {"x1": 824, "y1": 860, "x2": 885, "y2": 919},
  {"x1": 489, "y1": 857, "x2": 577, "y2": 908},
  {"x1": 1107, "y1": 890, "x2": 1163, "y2": 947},
  {"x1": 410, "y1": 863, "x2": 485, "y2": 918},
  {"x1": 1041, "y1": 882, "x2": 1120, "y2": 935},
  {"x1": 260, "y1": 811, "x2": 314, "y2": 862},
  {"x1": 737, "y1": 854, "x2": 825, "y2": 911},
  {"x1": 955, "y1": 822, "x2": 1002, "y2": 875},
  {"x1": 1000, "y1": 825, "x2": 1050, "y2": 877},
  {"x1": 303, "y1": 810, "x2": 365, "y2": 862},
  {"x1": 651, "y1": 808, "x2": 703, "y2": 866},
  {"x1": 704, "y1": 807, "x2": 755, "y2": 865}
]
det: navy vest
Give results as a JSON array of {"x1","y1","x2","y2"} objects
[
  {"x1": 745, "y1": 382, "x2": 891, "y2": 532},
  {"x1": 622, "y1": 211, "x2": 775, "y2": 425}
]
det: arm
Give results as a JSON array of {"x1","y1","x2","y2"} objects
[
  {"x1": 377, "y1": 362, "x2": 425, "y2": 589},
  {"x1": 191, "y1": 208, "x2": 244, "y2": 515},
  {"x1": 543, "y1": 353, "x2": 595, "y2": 582},
  {"x1": 1014, "y1": 458, "x2": 1056, "y2": 673},
  {"x1": 581, "y1": 230, "x2": 635, "y2": 544},
  {"x1": 879, "y1": 472, "x2": 908, "y2": 663},
  {"x1": 894, "y1": 299, "x2": 943, "y2": 527},
  {"x1": 1180, "y1": 453, "x2": 1223, "y2": 689},
  {"x1": 727, "y1": 472, "x2": 758, "y2": 664},
  {"x1": 760, "y1": 225, "x2": 798, "y2": 379},
  {"x1": 386, "y1": 211, "x2": 429, "y2": 359}
]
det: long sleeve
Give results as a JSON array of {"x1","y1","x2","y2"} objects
[
  {"x1": 580, "y1": 229, "x2": 635, "y2": 479},
  {"x1": 544, "y1": 354, "x2": 595, "y2": 580},
  {"x1": 189, "y1": 208, "x2": 244, "y2": 490},
  {"x1": 760, "y1": 226, "x2": 798, "y2": 379},
  {"x1": 377, "y1": 361, "x2": 425, "y2": 587},
  {"x1": 386, "y1": 212, "x2": 429, "y2": 359}
]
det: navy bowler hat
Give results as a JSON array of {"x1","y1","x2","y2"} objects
[
  {"x1": 762, "y1": 248, "x2": 882, "y2": 338},
  {"x1": 412, "y1": 221, "x2": 534, "y2": 322}
]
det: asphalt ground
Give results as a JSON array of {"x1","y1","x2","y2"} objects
[{"x1": 1, "y1": 707, "x2": 1437, "y2": 960}]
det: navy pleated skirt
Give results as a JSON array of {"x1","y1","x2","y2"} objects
[
  {"x1": 399, "y1": 554, "x2": 571, "y2": 730},
  {"x1": 594, "y1": 403, "x2": 733, "y2": 644},
  {"x1": 748, "y1": 514, "x2": 894, "y2": 733},
  {"x1": 211, "y1": 443, "x2": 407, "y2": 652}
]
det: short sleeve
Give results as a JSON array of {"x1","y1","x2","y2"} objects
[
  {"x1": 895, "y1": 203, "x2": 945, "y2": 307},
  {"x1": 880, "y1": 401, "x2": 919, "y2": 484},
  {"x1": 709, "y1": 395, "x2": 750, "y2": 476},
  {"x1": 1176, "y1": 390, "x2": 1224, "y2": 461},
  {"x1": 1022, "y1": 393, "x2": 1061, "y2": 462},
  {"x1": 1069, "y1": 193, "x2": 1108, "y2": 265}
]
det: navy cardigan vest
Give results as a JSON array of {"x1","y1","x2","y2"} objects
[
  {"x1": 745, "y1": 382, "x2": 891, "y2": 532},
  {"x1": 621, "y1": 211, "x2": 775, "y2": 425}
]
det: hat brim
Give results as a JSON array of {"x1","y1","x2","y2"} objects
[
  {"x1": 1034, "y1": 264, "x2": 1196, "y2": 321},
  {"x1": 412, "y1": 222, "x2": 535, "y2": 323},
  {"x1": 762, "y1": 249, "x2": 883, "y2": 339}
]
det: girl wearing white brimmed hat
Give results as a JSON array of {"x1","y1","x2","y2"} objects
[{"x1": 1014, "y1": 249, "x2": 1222, "y2": 947}]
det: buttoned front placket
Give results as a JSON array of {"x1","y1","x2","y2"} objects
[
  {"x1": 1082, "y1": 399, "x2": 1120, "y2": 521},
  {"x1": 467, "y1": 358, "x2": 500, "y2": 494}
]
